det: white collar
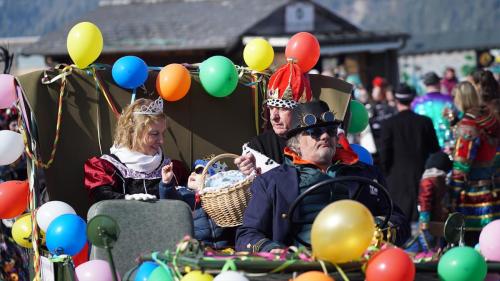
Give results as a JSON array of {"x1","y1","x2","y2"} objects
[{"x1": 110, "y1": 145, "x2": 162, "y2": 173}]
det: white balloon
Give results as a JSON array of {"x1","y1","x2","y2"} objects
[
  {"x1": 214, "y1": 271, "x2": 249, "y2": 281},
  {"x1": 36, "y1": 201, "x2": 76, "y2": 232},
  {"x1": 0, "y1": 130, "x2": 24, "y2": 165}
]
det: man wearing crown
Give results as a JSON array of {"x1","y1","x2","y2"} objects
[
  {"x1": 84, "y1": 98, "x2": 183, "y2": 202},
  {"x1": 235, "y1": 61, "x2": 313, "y2": 175}
]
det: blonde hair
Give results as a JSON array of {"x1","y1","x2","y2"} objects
[
  {"x1": 453, "y1": 81, "x2": 480, "y2": 113},
  {"x1": 113, "y1": 98, "x2": 166, "y2": 151}
]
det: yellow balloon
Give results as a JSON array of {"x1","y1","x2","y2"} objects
[
  {"x1": 181, "y1": 270, "x2": 213, "y2": 281},
  {"x1": 311, "y1": 200, "x2": 375, "y2": 264},
  {"x1": 243, "y1": 38, "x2": 274, "y2": 71},
  {"x1": 12, "y1": 214, "x2": 33, "y2": 248},
  {"x1": 67, "y1": 22, "x2": 103, "y2": 68}
]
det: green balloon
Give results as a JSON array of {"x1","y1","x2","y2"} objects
[
  {"x1": 347, "y1": 100, "x2": 369, "y2": 134},
  {"x1": 148, "y1": 266, "x2": 174, "y2": 281},
  {"x1": 438, "y1": 246, "x2": 487, "y2": 281},
  {"x1": 199, "y1": 56, "x2": 238, "y2": 98}
]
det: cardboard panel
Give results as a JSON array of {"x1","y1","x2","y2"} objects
[{"x1": 309, "y1": 74, "x2": 353, "y2": 123}]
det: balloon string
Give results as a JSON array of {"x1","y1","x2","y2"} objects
[
  {"x1": 330, "y1": 261, "x2": 350, "y2": 281},
  {"x1": 90, "y1": 67, "x2": 120, "y2": 118},
  {"x1": 95, "y1": 80, "x2": 103, "y2": 155},
  {"x1": 131, "y1": 88, "x2": 136, "y2": 103},
  {"x1": 221, "y1": 259, "x2": 237, "y2": 272},
  {"x1": 30, "y1": 198, "x2": 41, "y2": 281},
  {"x1": 268, "y1": 259, "x2": 296, "y2": 274},
  {"x1": 15, "y1": 84, "x2": 32, "y2": 136},
  {"x1": 171, "y1": 247, "x2": 183, "y2": 279},
  {"x1": 251, "y1": 74, "x2": 259, "y2": 135},
  {"x1": 22, "y1": 75, "x2": 66, "y2": 169},
  {"x1": 28, "y1": 159, "x2": 42, "y2": 281},
  {"x1": 152, "y1": 252, "x2": 175, "y2": 280}
]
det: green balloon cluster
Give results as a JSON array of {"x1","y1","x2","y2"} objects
[
  {"x1": 199, "y1": 56, "x2": 238, "y2": 98},
  {"x1": 347, "y1": 100, "x2": 369, "y2": 134},
  {"x1": 437, "y1": 246, "x2": 487, "y2": 281}
]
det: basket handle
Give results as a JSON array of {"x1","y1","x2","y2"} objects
[{"x1": 199, "y1": 153, "x2": 240, "y2": 191}]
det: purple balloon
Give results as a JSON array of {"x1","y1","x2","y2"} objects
[
  {"x1": 76, "y1": 260, "x2": 121, "y2": 281},
  {"x1": 479, "y1": 219, "x2": 500, "y2": 261}
]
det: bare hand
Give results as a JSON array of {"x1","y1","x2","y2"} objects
[
  {"x1": 162, "y1": 163, "x2": 174, "y2": 184},
  {"x1": 235, "y1": 153, "x2": 257, "y2": 176}
]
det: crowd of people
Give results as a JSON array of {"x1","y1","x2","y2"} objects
[{"x1": 348, "y1": 68, "x2": 500, "y2": 249}]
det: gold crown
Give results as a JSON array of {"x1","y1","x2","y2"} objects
[{"x1": 133, "y1": 98, "x2": 164, "y2": 115}]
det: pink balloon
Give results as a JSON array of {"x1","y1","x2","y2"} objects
[
  {"x1": 0, "y1": 74, "x2": 17, "y2": 109},
  {"x1": 75, "y1": 260, "x2": 121, "y2": 281},
  {"x1": 479, "y1": 219, "x2": 500, "y2": 261}
]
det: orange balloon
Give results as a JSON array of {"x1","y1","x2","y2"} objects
[
  {"x1": 293, "y1": 271, "x2": 335, "y2": 281},
  {"x1": 0, "y1": 180, "x2": 29, "y2": 219},
  {"x1": 156, "y1": 63, "x2": 191, "y2": 102}
]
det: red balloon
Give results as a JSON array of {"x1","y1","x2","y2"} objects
[
  {"x1": 72, "y1": 242, "x2": 89, "y2": 267},
  {"x1": 366, "y1": 248, "x2": 415, "y2": 281},
  {"x1": 0, "y1": 180, "x2": 29, "y2": 219},
  {"x1": 285, "y1": 32, "x2": 320, "y2": 72}
]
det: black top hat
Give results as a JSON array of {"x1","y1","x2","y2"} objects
[
  {"x1": 394, "y1": 83, "x2": 416, "y2": 102},
  {"x1": 422, "y1": 72, "x2": 441, "y2": 86},
  {"x1": 286, "y1": 100, "x2": 341, "y2": 139}
]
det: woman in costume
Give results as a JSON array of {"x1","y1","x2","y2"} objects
[
  {"x1": 449, "y1": 81, "x2": 500, "y2": 245},
  {"x1": 84, "y1": 98, "x2": 181, "y2": 202}
]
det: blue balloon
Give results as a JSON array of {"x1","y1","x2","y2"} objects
[
  {"x1": 112, "y1": 56, "x2": 148, "y2": 89},
  {"x1": 46, "y1": 214, "x2": 87, "y2": 256},
  {"x1": 350, "y1": 144, "x2": 373, "y2": 165},
  {"x1": 135, "y1": 261, "x2": 158, "y2": 281}
]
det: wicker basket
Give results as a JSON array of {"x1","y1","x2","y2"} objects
[{"x1": 199, "y1": 153, "x2": 255, "y2": 227}]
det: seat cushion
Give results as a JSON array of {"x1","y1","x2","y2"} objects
[{"x1": 87, "y1": 199, "x2": 193, "y2": 275}]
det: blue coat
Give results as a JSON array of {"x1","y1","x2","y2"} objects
[{"x1": 235, "y1": 162, "x2": 410, "y2": 252}]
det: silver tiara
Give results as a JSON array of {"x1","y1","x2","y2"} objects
[{"x1": 133, "y1": 98, "x2": 164, "y2": 115}]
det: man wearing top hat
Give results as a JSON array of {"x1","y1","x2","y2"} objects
[
  {"x1": 235, "y1": 100, "x2": 410, "y2": 252},
  {"x1": 380, "y1": 83, "x2": 440, "y2": 222}
]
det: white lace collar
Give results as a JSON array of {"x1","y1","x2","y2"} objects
[{"x1": 110, "y1": 145, "x2": 163, "y2": 173}]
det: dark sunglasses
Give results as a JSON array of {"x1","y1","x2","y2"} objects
[
  {"x1": 302, "y1": 111, "x2": 336, "y2": 126},
  {"x1": 303, "y1": 126, "x2": 338, "y2": 139}
]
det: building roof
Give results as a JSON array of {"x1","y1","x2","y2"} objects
[
  {"x1": 318, "y1": 0, "x2": 500, "y2": 54},
  {"x1": 22, "y1": 0, "x2": 407, "y2": 56},
  {"x1": 0, "y1": 0, "x2": 100, "y2": 38},
  {"x1": 22, "y1": 0, "x2": 289, "y2": 55}
]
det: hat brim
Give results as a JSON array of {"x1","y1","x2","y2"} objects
[{"x1": 285, "y1": 121, "x2": 341, "y2": 139}]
